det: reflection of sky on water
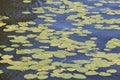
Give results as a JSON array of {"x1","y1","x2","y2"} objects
[{"x1": 0, "y1": 0, "x2": 120, "y2": 80}]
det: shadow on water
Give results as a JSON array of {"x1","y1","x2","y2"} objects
[
  {"x1": 0, "y1": 0, "x2": 46, "y2": 80},
  {"x1": 0, "y1": 0, "x2": 41, "y2": 44},
  {"x1": 0, "y1": 0, "x2": 41, "y2": 45},
  {"x1": 0, "y1": 0, "x2": 46, "y2": 44},
  {"x1": 0, "y1": 0, "x2": 46, "y2": 23}
]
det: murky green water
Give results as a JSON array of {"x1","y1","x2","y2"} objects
[{"x1": 0, "y1": 0, "x2": 120, "y2": 80}]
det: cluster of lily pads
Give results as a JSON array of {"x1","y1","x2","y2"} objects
[{"x1": 0, "y1": 0, "x2": 120, "y2": 80}]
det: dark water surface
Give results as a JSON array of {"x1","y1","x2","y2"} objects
[{"x1": 0, "y1": 0, "x2": 120, "y2": 80}]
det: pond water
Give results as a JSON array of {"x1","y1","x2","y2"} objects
[{"x1": 0, "y1": 0, "x2": 120, "y2": 80}]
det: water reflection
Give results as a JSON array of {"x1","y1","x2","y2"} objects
[
  {"x1": 0, "y1": 0, "x2": 46, "y2": 43},
  {"x1": 0, "y1": 0, "x2": 45, "y2": 80},
  {"x1": 0, "y1": 0, "x2": 44, "y2": 23},
  {"x1": 0, "y1": 0, "x2": 40, "y2": 44}
]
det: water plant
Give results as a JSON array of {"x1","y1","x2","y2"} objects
[{"x1": 0, "y1": 0, "x2": 120, "y2": 80}]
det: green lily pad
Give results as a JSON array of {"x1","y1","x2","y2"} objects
[
  {"x1": 85, "y1": 71, "x2": 98, "y2": 75},
  {"x1": 53, "y1": 53, "x2": 66, "y2": 58},
  {"x1": 0, "y1": 45, "x2": 6, "y2": 48},
  {"x1": 3, "y1": 47, "x2": 14, "y2": 51},
  {"x1": 37, "y1": 71, "x2": 49, "y2": 75},
  {"x1": 73, "y1": 74, "x2": 86, "y2": 79},
  {"x1": 0, "y1": 21, "x2": 6, "y2": 27},
  {"x1": 11, "y1": 44, "x2": 19, "y2": 47},
  {"x1": 7, "y1": 65, "x2": 29, "y2": 71},
  {"x1": 27, "y1": 34, "x2": 37, "y2": 38},
  {"x1": 2, "y1": 55, "x2": 13, "y2": 59},
  {"x1": 24, "y1": 74, "x2": 37, "y2": 79},
  {"x1": 37, "y1": 75, "x2": 48, "y2": 79},
  {"x1": 99, "y1": 72, "x2": 111, "y2": 76},
  {"x1": 22, "y1": 11, "x2": 31, "y2": 14},
  {"x1": 0, "y1": 70, "x2": 3, "y2": 74},
  {"x1": 60, "y1": 73, "x2": 73, "y2": 79},
  {"x1": 21, "y1": 57, "x2": 32, "y2": 61},
  {"x1": 106, "y1": 69, "x2": 117, "y2": 73},
  {"x1": 32, "y1": 53, "x2": 53, "y2": 59}
]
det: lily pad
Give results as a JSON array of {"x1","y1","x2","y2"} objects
[
  {"x1": 73, "y1": 74, "x2": 86, "y2": 79},
  {"x1": 3, "y1": 47, "x2": 14, "y2": 51},
  {"x1": 37, "y1": 75, "x2": 48, "y2": 79},
  {"x1": 106, "y1": 69, "x2": 117, "y2": 73},
  {"x1": 24, "y1": 74, "x2": 37, "y2": 79},
  {"x1": 99, "y1": 72, "x2": 111, "y2": 76},
  {"x1": 85, "y1": 71, "x2": 98, "y2": 75}
]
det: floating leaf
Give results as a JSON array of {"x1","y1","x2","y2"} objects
[
  {"x1": 85, "y1": 71, "x2": 98, "y2": 75},
  {"x1": 106, "y1": 69, "x2": 117, "y2": 73},
  {"x1": 0, "y1": 21, "x2": 6, "y2": 27},
  {"x1": 73, "y1": 74, "x2": 86, "y2": 79},
  {"x1": 60, "y1": 73, "x2": 73, "y2": 79},
  {"x1": 37, "y1": 75, "x2": 48, "y2": 79},
  {"x1": 0, "y1": 70, "x2": 3, "y2": 74},
  {"x1": 3, "y1": 47, "x2": 14, "y2": 51},
  {"x1": 22, "y1": 11, "x2": 31, "y2": 14},
  {"x1": 32, "y1": 53, "x2": 53, "y2": 59},
  {"x1": 7, "y1": 65, "x2": 29, "y2": 71},
  {"x1": 2, "y1": 55, "x2": 13, "y2": 59},
  {"x1": 11, "y1": 44, "x2": 19, "y2": 47},
  {"x1": 99, "y1": 72, "x2": 111, "y2": 76},
  {"x1": 37, "y1": 71, "x2": 49, "y2": 75},
  {"x1": 24, "y1": 74, "x2": 37, "y2": 79},
  {"x1": 21, "y1": 57, "x2": 32, "y2": 61},
  {"x1": 0, "y1": 45, "x2": 6, "y2": 48},
  {"x1": 53, "y1": 53, "x2": 66, "y2": 58},
  {"x1": 27, "y1": 34, "x2": 37, "y2": 38}
]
